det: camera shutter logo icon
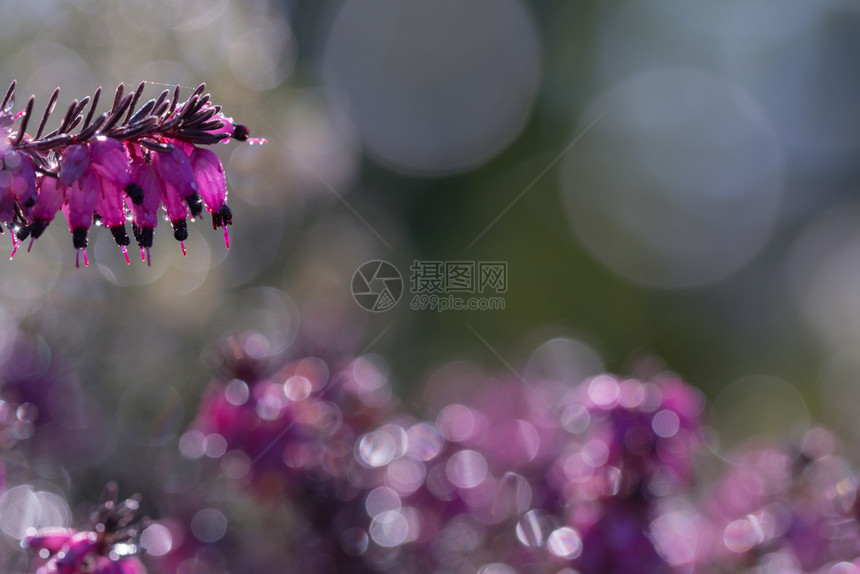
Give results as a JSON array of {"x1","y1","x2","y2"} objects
[{"x1": 352, "y1": 260, "x2": 403, "y2": 312}]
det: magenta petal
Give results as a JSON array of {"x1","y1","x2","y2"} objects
[
  {"x1": 89, "y1": 137, "x2": 131, "y2": 187},
  {"x1": 29, "y1": 176, "x2": 66, "y2": 239},
  {"x1": 8, "y1": 151, "x2": 37, "y2": 210},
  {"x1": 97, "y1": 177, "x2": 126, "y2": 228},
  {"x1": 128, "y1": 161, "x2": 164, "y2": 250},
  {"x1": 0, "y1": 175, "x2": 16, "y2": 224},
  {"x1": 162, "y1": 182, "x2": 188, "y2": 223},
  {"x1": 152, "y1": 145, "x2": 198, "y2": 199},
  {"x1": 33, "y1": 176, "x2": 66, "y2": 221},
  {"x1": 24, "y1": 527, "x2": 77, "y2": 554},
  {"x1": 64, "y1": 171, "x2": 99, "y2": 230},
  {"x1": 208, "y1": 113, "x2": 235, "y2": 140},
  {"x1": 58, "y1": 144, "x2": 91, "y2": 186},
  {"x1": 190, "y1": 147, "x2": 226, "y2": 212},
  {"x1": 55, "y1": 531, "x2": 98, "y2": 568},
  {"x1": 129, "y1": 161, "x2": 164, "y2": 228}
]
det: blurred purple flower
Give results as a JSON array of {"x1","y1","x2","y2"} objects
[
  {"x1": 24, "y1": 483, "x2": 147, "y2": 574},
  {"x1": 177, "y1": 336, "x2": 860, "y2": 574}
]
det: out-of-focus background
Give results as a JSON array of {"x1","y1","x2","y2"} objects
[{"x1": 0, "y1": 0, "x2": 859, "y2": 570}]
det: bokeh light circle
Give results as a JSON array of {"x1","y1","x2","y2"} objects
[
  {"x1": 322, "y1": 0, "x2": 541, "y2": 176},
  {"x1": 190, "y1": 508, "x2": 228, "y2": 543},
  {"x1": 117, "y1": 383, "x2": 185, "y2": 447},
  {"x1": 708, "y1": 375, "x2": 809, "y2": 458},
  {"x1": 525, "y1": 337, "x2": 604, "y2": 386},
  {"x1": 141, "y1": 523, "x2": 173, "y2": 556},
  {"x1": 561, "y1": 67, "x2": 784, "y2": 288}
]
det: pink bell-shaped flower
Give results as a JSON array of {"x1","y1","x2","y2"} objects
[
  {"x1": 151, "y1": 144, "x2": 202, "y2": 217},
  {"x1": 190, "y1": 146, "x2": 232, "y2": 246},
  {"x1": 128, "y1": 159, "x2": 164, "y2": 264},
  {"x1": 89, "y1": 136, "x2": 132, "y2": 187},
  {"x1": 96, "y1": 176, "x2": 132, "y2": 263},
  {"x1": 27, "y1": 176, "x2": 65, "y2": 240},
  {"x1": 3, "y1": 149, "x2": 37, "y2": 212},
  {"x1": 58, "y1": 144, "x2": 90, "y2": 187}
]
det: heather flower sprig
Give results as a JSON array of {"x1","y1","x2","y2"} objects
[
  {"x1": 0, "y1": 80, "x2": 259, "y2": 266},
  {"x1": 23, "y1": 482, "x2": 148, "y2": 574}
]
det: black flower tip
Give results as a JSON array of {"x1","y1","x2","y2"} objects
[
  {"x1": 109, "y1": 224, "x2": 131, "y2": 246},
  {"x1": 125, "y1": 182, "x2": 145, "y2": 205},
  {"x1": 172, "y1": 218, "x2": 188, "y2": 241},
  {"x1": 186, "y1": 191, "x2": 204, "y2": 218},
  {"x1": 212, "y1": 203, "x2": 233, "y2": 229},
  {"x1": 72, "y1": 227, "x2": 88, "y2": 249},
  {"x1": 132, "y1": 224, "x2": 154, "y2": 248},
  {"x1": 232, "y1": 124, "x2": 250, "y2": 141},
  {"x1": 16, "y1": 223, "x2": 33, "y2": 241}
]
